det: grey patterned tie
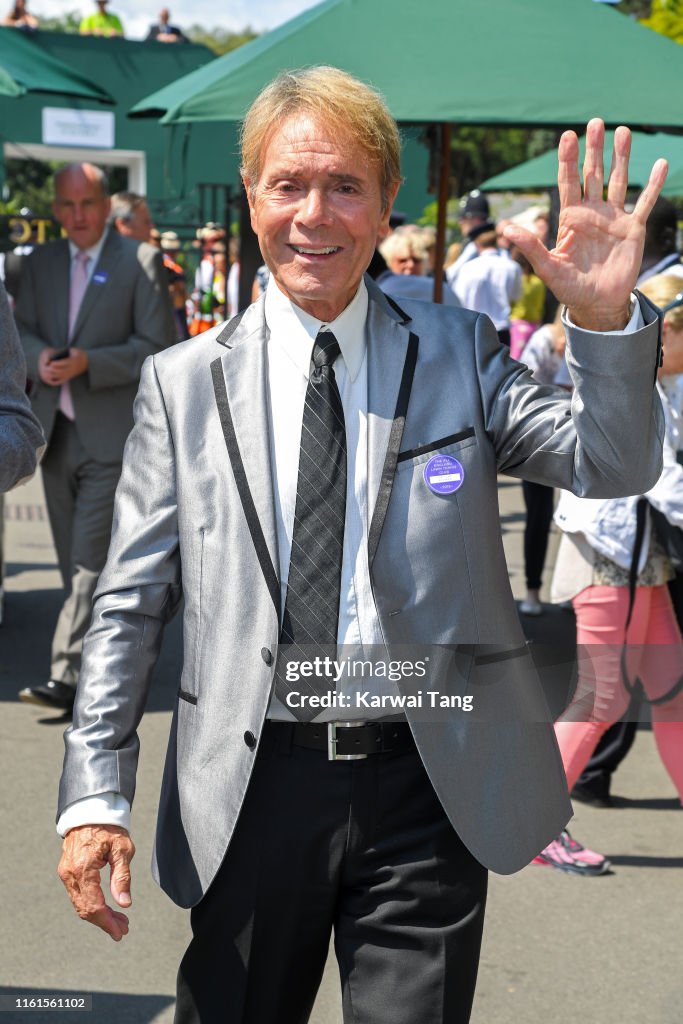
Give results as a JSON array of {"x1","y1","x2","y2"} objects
[{"x1": 274, "y1": 331, "x2": 347, "y2": 721}]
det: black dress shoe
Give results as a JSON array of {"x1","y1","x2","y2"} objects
[
  {"x1": 18, "y1": 680, "x2": 76, "y2": 711},
  {"x1": 571, "y1": 781, "x2": 613, "y2": 809}
]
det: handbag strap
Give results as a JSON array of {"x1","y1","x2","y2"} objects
[
  {"x1": 621, "y1": 498, "x2": 683, "y2": 705},
  {"x1": 624, "y1": 498, "x2": 648, "y2": 636}
]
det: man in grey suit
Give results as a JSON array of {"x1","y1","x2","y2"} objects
[
  {"x1": 0, "y1": 278, "x2": 44, "y2": 493},
  {"x1": 56, "y1": 69, "x2": 667, "y2": 1023},
  {"x1": 16, "y1": 162, "x2": 175, "y2": 711}
]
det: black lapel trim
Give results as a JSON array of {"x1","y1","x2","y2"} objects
[
  {"x1": 383, "y1": 293, "x2": 410, "y2": 324},
  {"x1": 215, "y1": 309, "x2": 247, "y2": 348},
  {"x1": 210, "y1": 357, "x2": 280, "y2": 618},
  {"x1": 368, "y1": 331, "x2": 419, "y2": 567},
  {"x1": 397, "y1": 427, "x2": 475, "y2": 463}
]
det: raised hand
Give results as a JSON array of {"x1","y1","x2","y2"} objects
[{"x1": 505, "y1": 119, "x2": 668, "y2": 332}]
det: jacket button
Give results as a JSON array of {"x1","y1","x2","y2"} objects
[
  {"x1": 244, "y1": 731, "x2": 256, "y2": 749},
  {"x1": 261, "y1": 647, "x2": 273, "y2": 666}
]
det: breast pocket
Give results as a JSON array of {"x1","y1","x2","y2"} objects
[
  {"x1": 389, "y1": 428, "x2": 479, "y2": 564},
  {"x1": 397, "y1": 426, "x2": 476, "y2": 467}
]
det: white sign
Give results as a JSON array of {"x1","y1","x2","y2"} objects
[{"x1": 42, "y1": 108, "x2": 115, "y2": 149}]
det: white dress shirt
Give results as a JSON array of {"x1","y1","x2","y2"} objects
[
  {"x1": 454, "y1": 249, "x2": 523, "y2": 330},
  {"x1": 68, "y1": 231, "x2": 108, "y2": 287}
]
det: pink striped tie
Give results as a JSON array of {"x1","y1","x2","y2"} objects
[{"x1": 59, "y1": 250, "x2": 90, "y2": 421}]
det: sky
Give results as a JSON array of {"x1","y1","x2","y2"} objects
[{"x1": 33, "y1": 0, "x2": 323, "y2": 40}]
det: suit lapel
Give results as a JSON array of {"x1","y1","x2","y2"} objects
[
  {"x1": 210, "y1": 307, "x2": 281, "y2": 618},
  {"x1": 366, "y1": 284, "x2": 418, "y2": 566},
  {"x1": 52, "y1": 241, "x2": 71, "y2": 347}
]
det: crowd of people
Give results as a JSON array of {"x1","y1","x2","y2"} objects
[
  {"x1": 0, "y1": 64, "x2": 681, "y2": 1021},
  {"x1": 2, "y1": 0, "x2": 187, "y2": 40}
]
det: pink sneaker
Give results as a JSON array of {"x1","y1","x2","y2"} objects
[{"x1": 532, "y1": 830, "x2": 611, "y2": 876}]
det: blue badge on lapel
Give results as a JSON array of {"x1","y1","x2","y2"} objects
[
  {"x1": 92, "y1": 271, "x2": 108, "y2": 285},
  {"x1": 423, "y1": 454, "x2": 464, "y2": 495}
]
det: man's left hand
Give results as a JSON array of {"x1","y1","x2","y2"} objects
[
  {"x1": 505, "y1": 119, "x2": 668, "y2": 332},
  {"x1": 47, "y1": 349, "x2": 89, "y2": 384}
]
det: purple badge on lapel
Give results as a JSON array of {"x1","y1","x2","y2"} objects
[{"x1": 423, "y1": 454, "x2": 464, "y2": 495}]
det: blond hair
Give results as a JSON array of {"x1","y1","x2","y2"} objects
[
  {"x1": 240, "y1": 66, "x2": 402, "y2": 209},
  {"x1": 640, "y1": 273, "x2": 683, "y2": 332},
  {"x1": 379, "y1": 231, "x2": 423, "y2": 268}
]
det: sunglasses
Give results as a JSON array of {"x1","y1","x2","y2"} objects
[{"x1": 660, "y1": 292, "x2": 683, "y2": 315}]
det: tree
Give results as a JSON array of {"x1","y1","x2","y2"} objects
[
  {"x1": 185, "y1": 26, "x2": 258, "y2": 56},
  {"x1": 448, "y1": 127, "x2": 554, "y2": 201},
  {"x1": 616, "y1": 1, "x2": 652, "y2": 17},
  {"x1": 40, "y1": 10, "x2": 81, "y2": 33}
]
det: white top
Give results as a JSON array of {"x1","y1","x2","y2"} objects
[
  {"x1": 553, "y1": 382, "x2": 683, "y2": 583},
  {"x1": 453, "y1": 249, "x2": 523, "y2": 330},
  {"x1": 444, "y1": 239, "x2": 478, "y2": 287},
  {"x1": 519, "y1": 324, "x2": 565, "y2": 386},
  {"x1": 226, "y1": 261, "x2": 240, "y2": 319}
]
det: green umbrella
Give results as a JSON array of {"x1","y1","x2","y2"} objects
[
  {"x1": 0, "y1": 27, "x2": 113, "y2": 102},
  {"x1": 481, "y1": 132, "x2": 683, "y2": 196},
  {"x1": 131, "y1": 0, "x2": 683, "y2": 128},
  {"x1": 660, "y1": 161, "x2": 683, "y2": 196}
]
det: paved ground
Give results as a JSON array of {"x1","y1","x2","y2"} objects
[{"x1": 0, "y1": 472, "x2": 681, "y2": 1024}]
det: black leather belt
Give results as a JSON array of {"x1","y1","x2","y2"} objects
[{"x1": 265, "y1": 720, "x2": 415, "y2": 761}]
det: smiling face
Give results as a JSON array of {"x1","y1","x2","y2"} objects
[{"x1": 244, "y1": 114, "x2": 398, "y2": 322}]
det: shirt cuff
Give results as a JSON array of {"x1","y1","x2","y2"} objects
[
  {"x1": 56, "y1": 792, "x2": 131, "y2": 838},
  {"x1": 562, "y1": 294, "x2": 644, "y2": 334}
]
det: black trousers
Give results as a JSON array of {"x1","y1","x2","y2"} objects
[
  {"x1": 175, "y1": 723, "x2": 488, "y2": 1024},
  {"x1": 522, "y1": 480, "x2": 554, "y2": 592}
]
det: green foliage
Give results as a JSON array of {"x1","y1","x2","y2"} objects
[
  {"x1": 2, "y1": 159, "x2": 128, "y2": 215},
  {"x1": 39, "y1": 10, "x2": 81, "y2": 33},
  {"x1": 185, "y1": 26, "x2": 258, "y2": 55},
  {"x1": 417, "y1": 200, "x2": 461, "y2": 232},
  {"x1": 33, "y1": 15, "x2": 258, "y2": 50},
  {"x1": 3, "y1": 158, "x2": 60, "y2": 216},
  {"x1": 0, "y1": 199, "x2": 22, "y2": 215},
  {"x1": 448, "y1": 127, "x2": 549, "y2": 199},
  {"x1": 418, "y1": 128, "x2": 559, "y2": 230},
  {"x1": 616, "y1": 1, "x2": 652, "y2": 17}
]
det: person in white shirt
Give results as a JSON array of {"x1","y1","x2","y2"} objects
[
  {"x1": 445, "y1": 190, "x2": 495, "y2": 291},
  {"x1": 453, "y1": 229, "x2": 523, "y2": 345}
]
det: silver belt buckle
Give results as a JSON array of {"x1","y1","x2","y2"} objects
[{"x1": 327, "y1": 721, "x2": 368, "y2": 761}]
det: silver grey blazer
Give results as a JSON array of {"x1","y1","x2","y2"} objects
[{"x1": 58, "y1": 279, "x2": 664, "y2": 907}]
